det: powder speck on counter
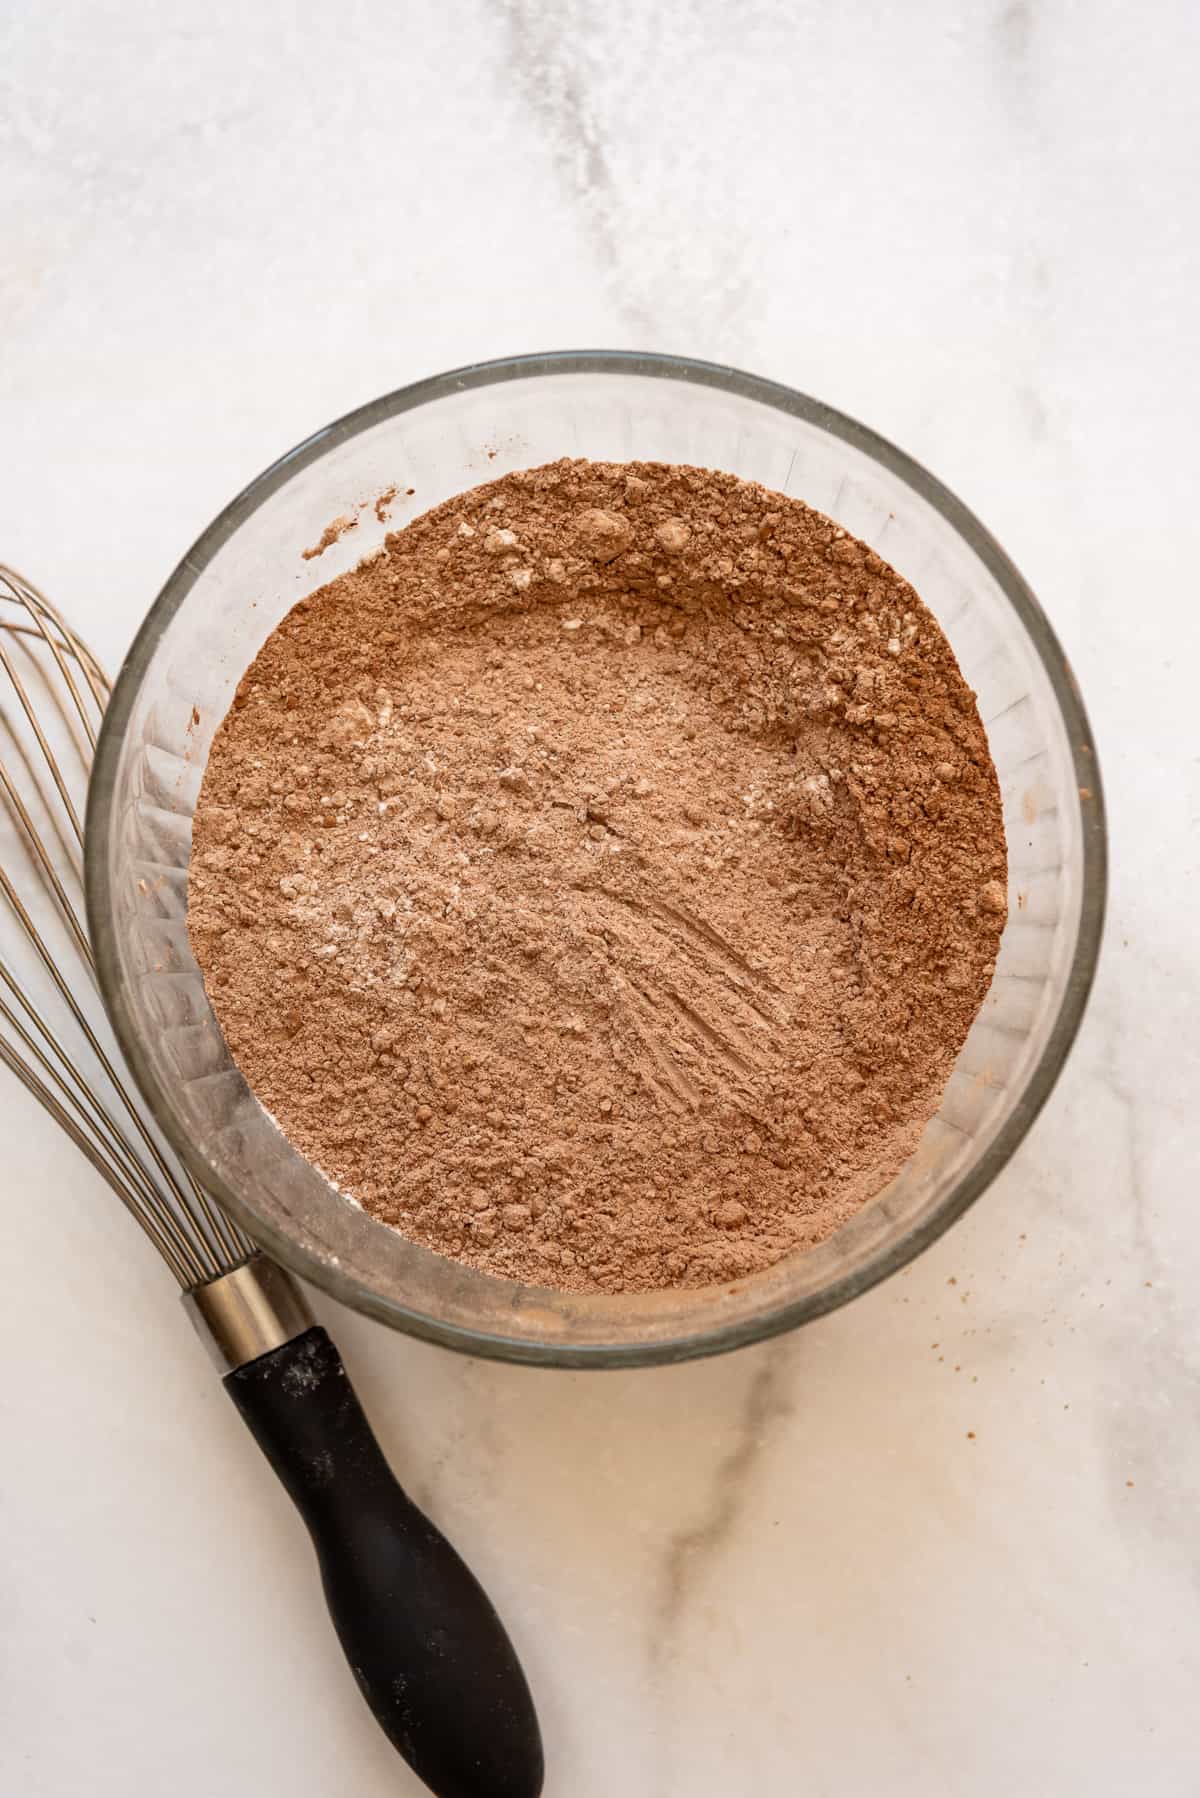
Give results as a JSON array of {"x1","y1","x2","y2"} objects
[{"x1": 189, "y1": 458, "x2": 1006, "y2": 1294}]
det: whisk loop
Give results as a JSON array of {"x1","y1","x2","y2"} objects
[{"x1": 0, "y1": 563, "x2": 254, "y2": 1284}]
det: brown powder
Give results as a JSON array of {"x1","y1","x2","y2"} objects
[
  {"x1": 189, "y1": 459, "x2": 1006, "y2": 1294},
  {"x1": 301, "y1": 513, "x2": 358, "y2": 560}
]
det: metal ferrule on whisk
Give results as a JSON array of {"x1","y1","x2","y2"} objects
[{"x1": 183, "y1": 1252, "x2": 314, "y2": 1373}]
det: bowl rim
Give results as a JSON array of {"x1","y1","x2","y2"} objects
[{"x1": 85, "y1": 349, "x2": 1108, "y2": 1367}]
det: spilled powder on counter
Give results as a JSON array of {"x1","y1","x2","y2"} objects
[{"x1": 188, "y1": 459, "x2": 1007, "y2": 1294}]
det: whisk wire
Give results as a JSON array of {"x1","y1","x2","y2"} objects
[
  {"x1": 0, "y1": 764, "x2": 92, "y2": 963},
  {"x1": 0, "y1": 564, "x2": 108, "y2": 738},
  {"x1": 0, "y1": 593, "x2": 252, "y2": 1272},
  {"x1": 0, "y1": 856, "x2": 230, "y2": 1279},
  {"x1": 0, "y1": 564, "x2": 255, "y2": 1288},
  {"x1": 0, "y1": 1036, "x2": 196, "y2": 1284},
  {"x1": 0, "y1": 958, "x2": 183, "y2": 1220},
  {"x1": 0, "y1": 640, "x2": 87, "y2": 844}
]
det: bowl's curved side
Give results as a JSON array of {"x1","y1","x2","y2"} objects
[{"x1": 85, "y1": 351, "x2": 1107, "y2": 1367}]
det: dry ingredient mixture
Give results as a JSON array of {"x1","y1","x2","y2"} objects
[{"x1": 189, "y1": 460, "x2": 1007, "y2": 1294}]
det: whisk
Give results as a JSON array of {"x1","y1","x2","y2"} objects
[{"x1": 0, "y1": 564, "x2": 543, "y2": 1798}]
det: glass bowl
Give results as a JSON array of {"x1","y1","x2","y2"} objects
[{"x1": 85, "y1": 352, "x2": 1106, "y2": 1367}]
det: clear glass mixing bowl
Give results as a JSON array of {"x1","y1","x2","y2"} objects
[{"x1": 85, "y1": 352, "x2": 1106, "y2": 1366}]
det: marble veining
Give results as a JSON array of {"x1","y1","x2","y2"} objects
[{"x1": 652, "y1": 1349, "x2": 794, "y2": 1658}]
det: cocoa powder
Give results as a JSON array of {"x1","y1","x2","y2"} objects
[{"x1": 188, "y1": 459, "x2": 1006, "y2": 1294}]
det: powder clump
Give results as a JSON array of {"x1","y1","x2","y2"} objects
[{"x1": 189, "y1": 459, "x2": 1006, "y2": 1294}]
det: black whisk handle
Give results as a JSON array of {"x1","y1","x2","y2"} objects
[{"x1": 225, "y1": 1327, "x2": 543, "y2": 1798}]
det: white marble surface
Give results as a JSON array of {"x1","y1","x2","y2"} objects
[{"x1": 3, "y1": 2, "x2": 1198, "y2": 1793}]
